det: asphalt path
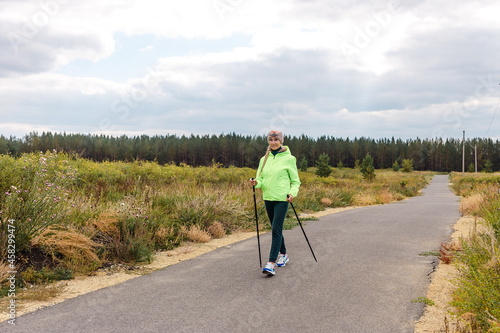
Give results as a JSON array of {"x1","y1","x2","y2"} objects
[{"x1": 2, "y1": 175, "x2": 460, "y2": 333}]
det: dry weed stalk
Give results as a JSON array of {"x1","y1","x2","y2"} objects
[{"x1": 439, "y1": 241, "x2": 463, "y2": 264}]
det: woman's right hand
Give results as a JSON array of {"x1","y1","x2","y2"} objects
[{"x1": 249, "y1": 178, "x2": 257, "y2": 186}]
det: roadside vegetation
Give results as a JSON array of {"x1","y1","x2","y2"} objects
[
  {"x1": 447, "y1": 172, "x2": 500, "y2": 332},
  {"x1": 1, "y1": 150, "x2": 433, "y2": 302}
]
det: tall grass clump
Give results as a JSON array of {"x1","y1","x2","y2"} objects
[{"x1": 31, "y1": 226, "x2": 101, "y2": 274}]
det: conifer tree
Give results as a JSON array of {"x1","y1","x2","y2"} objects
[
  {"x1": 315, "y1": 153, "x2": 332, "y2": 177},
  {"x1": 392, "y1": 160, "x2": 400, "y2": 172},
  {"x1": 484, "y1": 159, "x2": 493, "y2": 173},
  {"x1": 299, "y1": 156, "x2": 308, "y2": 172},
  {"x1": 360, "y1": 153, "x2": 376, "y2": 180},
  {"x1": 401, "y1": 159, "x2": 414, "y2": 173}
]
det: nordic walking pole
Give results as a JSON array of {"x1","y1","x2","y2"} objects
[
  {"x1": 288, "y1": 195, "x2": 317, "y2": 262},
  {"x1": 251, "y1": 178, "x2": 262, "y2": 268}
]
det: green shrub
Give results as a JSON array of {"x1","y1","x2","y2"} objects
[
  {"x1": 315, "y1": 153, "x2": 332, "y2": 178},
  {"x1": 360, "y1": 154, "x2": 376, "y2": 181},
  {"x1": 401, "y1": 159, "x2": 414, "y2": 172},
  {"x1": 21, "y1": 267, "x2": 74, "y2": 285},
  {"x1": 392, "y1": 161, "x2": 400, "y2": 172},
  {"x1": 483, "y1": 159, "x2": 493, "y2": 173}
]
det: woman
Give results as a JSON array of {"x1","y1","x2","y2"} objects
[{"x1": 250, "y1": 130, "x2": 301, "y2": 276}]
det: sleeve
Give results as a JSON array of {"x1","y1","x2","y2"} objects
[
  {"x1": 288, "y1": 156, "x2": 301, "y2": 197},
  {"x1": 254, "y1": 157, "x2": 264, "y2": 189}
]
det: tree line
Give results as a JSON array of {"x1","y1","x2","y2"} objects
[{"x1": 0, "y1": 132, "x2": 499, "y2": 172}]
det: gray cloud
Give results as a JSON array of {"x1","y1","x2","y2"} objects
[{"x1": 1, "y1": 0, "x2": 499, "y2": 139}]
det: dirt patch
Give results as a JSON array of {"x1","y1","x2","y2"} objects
[{"x1": 414, "y1": 216, "x2": 477, "y2": 333}]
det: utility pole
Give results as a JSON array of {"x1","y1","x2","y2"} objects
[
  {"x1": 475, "y1": 144, "x2": 477, "y2": 173},
  {"x1": 462, "y1": 130, "x2": 465, "y2": 176}
]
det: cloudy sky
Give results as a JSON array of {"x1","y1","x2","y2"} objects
[{"x1": 1, "y1": 0, "x2": 499, "y2": 140}]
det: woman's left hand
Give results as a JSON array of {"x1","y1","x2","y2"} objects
[{"x1": 286, "y1": 194, "x2": 293, "y2": 202}]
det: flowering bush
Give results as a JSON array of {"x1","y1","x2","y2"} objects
[{"x1": 0, "y1": 151, "x2": 76, "y2": 253}]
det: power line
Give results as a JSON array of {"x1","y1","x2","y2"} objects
[{"x1": 485, "y1": 84, "x2": 500, "y2": 137}]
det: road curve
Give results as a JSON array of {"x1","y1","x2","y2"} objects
[{"x1": 2, "y1": 175, "x2": 459, "y2": 333}]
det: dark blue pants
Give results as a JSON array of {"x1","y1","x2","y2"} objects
[{"x1": 264, "y1": 200, "x2": 288, "y2": 262}]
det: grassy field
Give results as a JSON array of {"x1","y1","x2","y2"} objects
[
  {"x1": 1, "y1": 151, "x2": 434, "y2": 297},
  {"x1": 448, "y1": 172, "x2": 500, "y2": 332}
]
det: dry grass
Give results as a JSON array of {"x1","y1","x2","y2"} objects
[
  {"x1": 86, "y1": 213, "x2": 121, "y2": 254},
  {"x1": 0, "y1": 261, "x2": 10, "y2": 284},
  {"x1": 154, "y1": 226, "x2": 178, "y2": 246},
  {"x1": 31, "y1": 226, "x2": 101, "y2": 273},
  {"x1": 460, "y1": 193, "x2": 484, "y2": 216},
  {"x1": 15, "y1": 283, "x2": 67, "y2": 302},
  {"x1": 352, "y1": 192, "x2": 377, "y2": 206},
  {"x1": 0, "y1": 281, "x2": 67, "y2": 314},
  {"x1": 207, "y1": 221, "x2": 226, "y2": 239},
  {"x1": 184, "y1": 225, "x2": 211, "y2": 243},
  {"x1": 376, "y1": 188, "x2": 397, "y2": 204},
  {"x1": 320, "y1": 197, "x2": 333, "y2": 207},
  {"x1": 89, "y1": 213, "x2": 120, "y2": 237}
]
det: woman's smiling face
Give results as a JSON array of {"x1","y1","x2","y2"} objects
[{"x1": 268, "y1": 136, "x2": 281, "y2": 150}]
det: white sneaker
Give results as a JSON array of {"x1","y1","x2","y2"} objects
[
  {"x1": 276, "y1": 253, "x2": 289, "y2": 267},
  {"x1": 262, "y1": 262, "x2": 275, "y2": 276}
]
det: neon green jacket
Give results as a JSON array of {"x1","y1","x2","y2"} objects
[{"x1": 255, "y1": 146, "x2": 301, "y2": 201}]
